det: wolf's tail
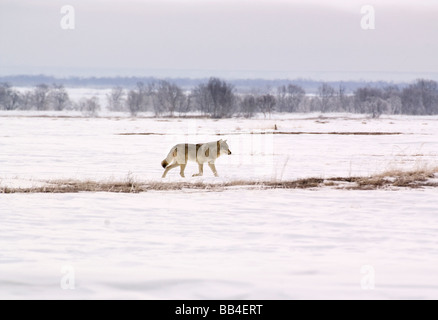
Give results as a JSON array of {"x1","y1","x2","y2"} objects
[
  {"x1": 161, "y1": 147, "x2": 176, "y2": 168},
  {"x1": 161, "y1": 159, "x2": 169, "y2": 169}
]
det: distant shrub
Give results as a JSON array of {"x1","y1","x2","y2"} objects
[{"x1": 78, "y1": 96, "x2": 100, "y2": 117}]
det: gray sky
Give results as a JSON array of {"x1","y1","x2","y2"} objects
[{"x1": 1, "y1": 0, "x2": 438, "y2": 81}]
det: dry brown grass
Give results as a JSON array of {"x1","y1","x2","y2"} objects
[
  {"x1": 375, "y1": 167, "x2": 438, "y2": 188},
  {"x1": 0, "y1": 177, "x2": 326, "y2": 194},
  {"x1": 330, "y1": 167, "x2": 438, "y2": 190},
  {"x1": 0, "y1": 180, "x2": 143, "y2": 194},
  {"x1": 1, "y1": 168, "x2": 437, "y2": 194}
]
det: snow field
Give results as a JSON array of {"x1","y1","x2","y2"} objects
[{"x1": 1, "y1": 113, "x2": 437, "y2": 299}]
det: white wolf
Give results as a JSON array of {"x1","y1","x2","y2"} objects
[{"x1": 161, "y1": 139, "x2": 232, "y2": 178}]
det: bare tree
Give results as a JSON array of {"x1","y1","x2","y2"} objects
[
  {"x1": 386, "y1": 95, "x2": 402, "y2": 115},
  {"x1": 257, "y1": 94, "x2": 276, "y2": 119},
  {"x1": 276, "y1": 84, "x2": 305, "y2": 112},
  {"x1": 192, "y1": 78, "x2": 236, "y2": 118},
  {"x1": 78, "y1": 96, "x2": 100, "y2": 117},
  {"x1": 240, "y1": 94, "x2": 257, "y2": 118},
  {"x1": 33, "y1": 84, "x2": 50, "y2": 111},
  {"x1": 207, "y1": 77, "x2": 235, "y2": 118},
  {"x1": 153, "y1": 80, "x2": 186, "y2": 116},
  {"x1": 49, "y1": 84, "x2": 70, "y2": 111},
  {"x1": 318, "y1": 83, "x2": 335, "y2": 113},
  {"x1": 126, "y1": 82, "x2": 151, "y2": 116},
  {"x1": 337, "y1": 83, "x2": 350, "y2": 111},
  {"x1": 106, "y1": 86, "x2": 126, "y2": 112},
  {"x1": 354, "y1": 87, "x2": 383, "y2": 114},
  {"x1": 367, "y1": 97, "x2": 388, "y2": 118},
  {"x1": 0, "y1": 83, "x2": 20, "y2": 110},
  {"x1": 381, "y1": 85, "x2": 401, "y2": 114},
  {"x1": 19, "y1": 91, "x2": 34, "y2": 110},
  {"x1": 352, "y1": 84, "x2": 407, "y2": 115},
  {"x1": 127, "y1": 90, "x2": 141, "y2": 116},
  {"x1": 402, "y1": 79, "x2": 438, "y2": 115},
  {"x1": 192, "y1": 83, "x2": 211, "y2": 116},
  {"x1": 180, "y1": 92, "x2": 192, "y2": 114}
]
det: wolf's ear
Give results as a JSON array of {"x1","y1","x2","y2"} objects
[{"x1": 224, "y1": 139, "x2": 227, "y2": 143}]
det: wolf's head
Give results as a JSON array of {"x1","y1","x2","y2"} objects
[{"x1": 219, "y1": 139, "x2": 232, "y2": 155}]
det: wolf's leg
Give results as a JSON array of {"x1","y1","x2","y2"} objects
[
  {"x1": 180, "y1": 164, "x2": 187, "y2": 178},
  {"x1": 208, "y1": 163, "x2": 219, "y2": 177},
  {"x1": 192, "y1": 163, "x2": 204, "y2": 177},
  {"x1": 162, "y1": 163, "x2": 179, "y2": 178}
]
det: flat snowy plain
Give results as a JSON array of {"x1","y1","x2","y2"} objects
[{"x1": 1, "y1": 111, "x2": 437, "y2": 299}]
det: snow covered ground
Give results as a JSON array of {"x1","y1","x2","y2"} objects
[
  {"x1": 1, "y1": 112, "x2": 438, "y2": 299},
  {"x1": 1, "y1": 112, "x2": 437, "y2": 184}
]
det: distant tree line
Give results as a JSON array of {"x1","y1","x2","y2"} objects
[
  {"x1": 0, "y1": 74, "x2": 397, "y2": 94},
  {"x1": 2, "y1": 78, "x2": 438, "y2": 117},
  {"x1": 0, "y1": 83, "x2": 100, "y2": 116}
]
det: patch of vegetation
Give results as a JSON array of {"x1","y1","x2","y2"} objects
[{"x1": 1, "y1": 168, "x2": 437, "y2": 194}]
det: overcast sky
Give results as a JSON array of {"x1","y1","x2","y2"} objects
[{"x1": 1, "y1": 0, "x2": 438, "y2": 81}]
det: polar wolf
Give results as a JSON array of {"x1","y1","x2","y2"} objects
[{"x1": 161, "y1": 139, "x2": 232, "y2": 178}]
